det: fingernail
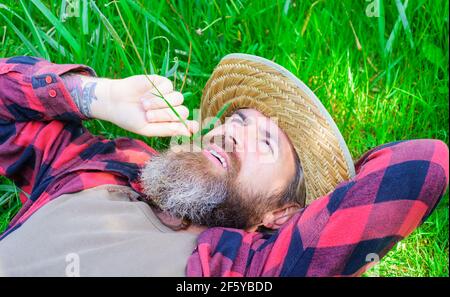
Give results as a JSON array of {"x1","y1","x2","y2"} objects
[{"x1": 182, "y1": 129, "x2": 191, "y2": 137}]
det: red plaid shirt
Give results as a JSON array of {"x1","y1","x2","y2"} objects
[{"x1": 0, "y1": 56, "x2": 448, "y2": 276}]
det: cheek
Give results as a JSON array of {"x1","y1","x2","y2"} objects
[
  {"x1": 236, "y1": 154, "x2": 292, "y2": 195},
  {"x1": 236, "y1": 158, "x2": 277, "y2": 190},
  {"x1": 243, "y1": 139, "x2": 279, "y2": 164}
]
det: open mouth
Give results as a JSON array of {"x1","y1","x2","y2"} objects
[{"x1": 202, "y1": 144, "x2": 229, "y2": 170}]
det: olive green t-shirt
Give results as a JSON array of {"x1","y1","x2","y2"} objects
[{"x1": 0, "y1": 185, "x2": 198, "y2": 276}]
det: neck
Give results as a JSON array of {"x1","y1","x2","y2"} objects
[{"x1": 151, "y1": 206, "x2": 207, "y2": 234}]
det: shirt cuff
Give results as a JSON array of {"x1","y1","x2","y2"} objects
[{"x1": 30, "y1": 61, "x2": 97, "y2": 122}]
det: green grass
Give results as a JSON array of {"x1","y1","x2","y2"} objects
[{"x1": 0, "y1": 0, "x2": 448, "y2": 276}]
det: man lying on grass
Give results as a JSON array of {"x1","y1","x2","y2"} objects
[{"x1": 0, "y1": 54, "x2": 448, "y2": 276}]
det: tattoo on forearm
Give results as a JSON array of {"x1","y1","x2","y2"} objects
[{"x1": 62, "y1": 73, "x2": 98, "y2": 118}]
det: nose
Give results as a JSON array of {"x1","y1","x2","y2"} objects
[
  {"x1": 203, "y1": 123, "x2": 239, "y2": 153},
  {"x1": 204, "y1": 118, "x2": 258, "y2": 154},
  {"x1": 224, "y1": 120, "x2": 256, "y2": 154}
]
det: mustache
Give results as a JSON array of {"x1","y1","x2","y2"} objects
[{"x1": 206, "y1": 134, "x2": 241, "y2": 173}]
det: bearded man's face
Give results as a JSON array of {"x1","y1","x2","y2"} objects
[{"x1": 140, "y1": 109, "x2": 298, "y2": 229}]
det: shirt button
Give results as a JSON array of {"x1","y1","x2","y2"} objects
[
  {"x1": 49, "y1": 89, "x2": 57, "y2": 97},
  {"x1": 45, "y1": 75, "x2": 52, "y2": 84}
]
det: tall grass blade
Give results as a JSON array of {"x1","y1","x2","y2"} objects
[
  {"x1": 82, "y1": 0, "x2": 89, "y2": 35},
  {"x1": 0, "y1": 11, "x2": 40, "y2": 56},
  {"x1": 118, "y1": 0, "x2": 141, "y2": 38},
  {"x1": 19, "y1": 0, "x2": 49, "y2": 60},
  {"x1": 395, "y1": 0, "x2": 415, "y2": 49},
  {"x1": 30, "y1": 0, "x2": 81, "y2": 55},
  {"x1": 113, "y1": 1, "x2": 190, "y2": 133},
  {"x1": 39, "y1": 29, "x2": 71, "y2": 59},
  {"x1": 197, "y1": 101, "x2": 232, "y2": 139},
  {"x1": 90, "y1": 1, "x2": 124, "y2": 49},
  {"x1": 125, "y1": 0, "x2": 176, "y2": 39},
  {"x1": 378, "y1": 0, "x2": 386, "y2": 58},
  {"x1": 386, "y1": 0, "x2": 409, "y2": 54}
]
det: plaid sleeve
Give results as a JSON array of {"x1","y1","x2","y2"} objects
[
  {"x1": 186, "y1": 139, "x2": 449, "y2": 276},
  {"x1": 0, "y1": 56, "x2": 95, "y2": 122},
  {"x1": 0, "y1": 56, "x2": 157, "y2": 240}
]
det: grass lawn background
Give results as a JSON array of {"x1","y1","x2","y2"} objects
[{"x1": 0, "y1": 0, "x2": 448, "y2": 276}]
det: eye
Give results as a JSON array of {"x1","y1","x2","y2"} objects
[
  {"x1": 230, "y1": 115, "x2": 246, "y2": 125},
  {"x1": 262, "y1": 139, "x2": 274, "y2": 154}
]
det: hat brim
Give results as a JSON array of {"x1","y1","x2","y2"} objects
[{"x1": 201, "y1": 53, "x2": 355, "y2": 204}]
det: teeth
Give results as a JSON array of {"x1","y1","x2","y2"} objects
[{"x1": 209, "y1": 149, "x2": 228, "y2": 169}]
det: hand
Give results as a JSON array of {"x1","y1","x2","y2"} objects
[{"x1": 98, "y1": 75, "x2": 199, "y2": 137}]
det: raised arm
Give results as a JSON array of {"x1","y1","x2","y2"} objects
[
  {"x1": 1, "y1": 55, "x2": 197, "y2": 194},
  {"x1": 187, "y1": 139, "x2": 449, "y2": 276},
  {"x1": 0, "y1": 56, "x2": 197, "y2": 135},
  {"x1": 0, "y1": 56, "x2": 196, "y2": 240}
]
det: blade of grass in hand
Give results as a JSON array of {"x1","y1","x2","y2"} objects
[{"x1": 192, "y1": 101, "x2": 232, "y2": 142}]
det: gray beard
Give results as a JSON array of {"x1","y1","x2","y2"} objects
[{"x1": 139, "y1": 150, "x2": 262, "y2": 229}]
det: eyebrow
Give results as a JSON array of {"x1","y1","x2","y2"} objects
[
  {"x1": 265, "y1": 129, "x2": 272, "y2": 143},
  {"x1": 261, "y1": 125, "x2": 276, "y2": 153},
  {"x1": 235, "y1": 110, "x2": 247, "y2": 122},
  {"x1": 265, "y1": 129, "x2": 279, "y2": 155}
]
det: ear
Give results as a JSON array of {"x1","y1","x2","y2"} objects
[{"x1": 260, "y1": 203, "x2": 301, "y2": 230}]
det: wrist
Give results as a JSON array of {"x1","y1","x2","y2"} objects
[
  {"x1": 62, "y1": 73, "x2": 110, "y2": 120},
  {"x1": 71, "y1": 75, "x2": 112, "y2": 121},
  {"x1": 87, "y1": 77, "x2": 112, "y2": 121}
]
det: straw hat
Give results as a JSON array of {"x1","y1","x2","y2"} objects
[{"x1": 200, "y1": 53, "x2": 355, "y2": 205}]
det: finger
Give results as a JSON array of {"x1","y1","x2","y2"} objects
[
  {"x1": 146, "y1": 105, "x2": 189, "y2": 123},
  {"x1": 147, "y1": 76, "x2": 173, "y2": 96},
  {"x1": 132, "y1": 75, "x2": 173, "y2": 94},
  {"x1": 141, "y1": 91, "x2": 184, "y2": 110},
  {"x1": 189, "y1": 120, "x2": 200, "y2": 135},
  {"x1": 138, "y1": 120, "x2": 199, "y2": 137}
]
